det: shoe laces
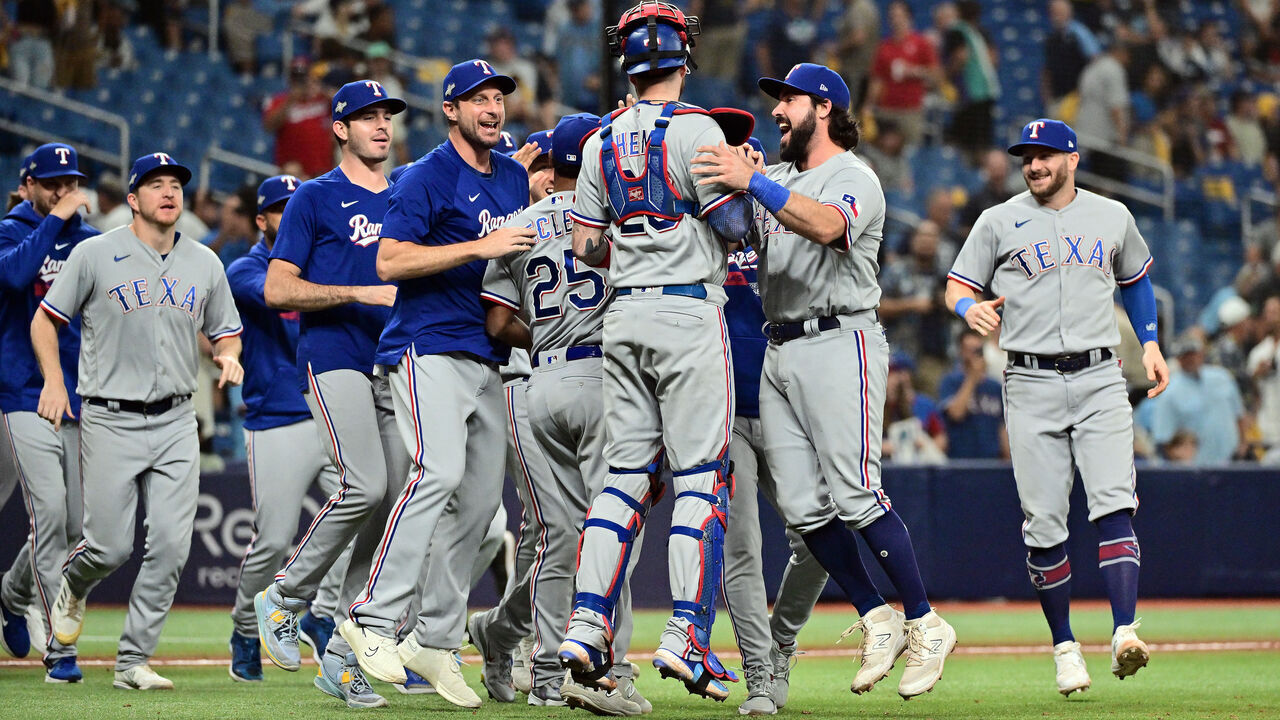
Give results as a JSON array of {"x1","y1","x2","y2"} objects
[
  {"x1": 275, "y1": 609, "x2": 299, "y2": 645},
  {"x1": 904, "y1": 622, "x2": 928, "y2": 668},
  {"x1": 771, "y1": 644, "x2": 801, "y2": 676},
  {"x1": 346, "y1": 662, "x2": 376, "y2": 696},
  {"x1": 743, "y1": 664, "x2": 774, "y2": 697},
  {"x1": 840, "y1": 617, "x2": 883, "y2": 659}
]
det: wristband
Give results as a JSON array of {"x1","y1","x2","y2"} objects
[
  {"x1": 953, "y1": 297, "x2": 976, "y2": 319},
  {"x1": 748, "y1": 172, "x2": 791, "y2": 215}
]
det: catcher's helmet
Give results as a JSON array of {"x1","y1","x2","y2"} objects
[{"x1": 607, "y1": 1, "x2": 701, "y2": 76}]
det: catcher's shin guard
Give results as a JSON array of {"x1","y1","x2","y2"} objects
[
  {"x1": 664, "y1": 452, "x2": 738, "y2": 691},
  {"x1": 567, "y1": 454, "x2": 665, "y2": 683}
]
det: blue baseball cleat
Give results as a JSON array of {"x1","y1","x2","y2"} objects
[
  {"x1": 45, "y1": 656, "x2": 83, "y2": 683},
  {"x1": 0, "y1": 590, "x2": 31, "y2": 658},
  {"x1": 229, "y1": 630, "x2": 263, "y2": 682}
]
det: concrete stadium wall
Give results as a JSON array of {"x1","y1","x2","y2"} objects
[{"x1": 0, "y1": 462, "x2": 1275, "y2": 607}]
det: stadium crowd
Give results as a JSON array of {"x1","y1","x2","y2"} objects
[{"x1": 3, "y1": 0, "x2": 1280, "y2": 466}]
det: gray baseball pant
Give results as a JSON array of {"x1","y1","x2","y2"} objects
[
  {"x1": 351, "y1": 352, "x2": 506, "y2": 651},
  {"x1": 568, "y1": 293, "x2": 734, "y2": 658},
  {"x1": 63, "y1": 400, "x2": 198, "y2": 671},
  {"x1": 527, "y1": 355, "x2": 639, "y2": 686},
  {"x1": 273, "y1": 369, "x2": 408, "y2": 660},
  {"x1": 231, "y1": 418, "x2": 348, "y2": 636},
  {"x1": 722, "y1": 414, "x2": 828, "y2": 667}
]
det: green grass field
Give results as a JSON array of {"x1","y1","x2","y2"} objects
[{"x1": 2, "y1": 601, "x2": 1278, "y2": 720}]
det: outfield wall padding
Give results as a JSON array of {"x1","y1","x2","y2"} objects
[{"x1": 0, "y1": 461, "x2": 1274, "y2": 608}]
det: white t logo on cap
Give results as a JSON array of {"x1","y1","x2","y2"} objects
[
  {"x1": 54, "y1": 147, "x2": 71, "y2": 165},
  {"x1": 283, "y1": 175, "x2": 298, "y2": 190},
  {"x1": 364, "y1": 80, "x2": 384, "y2": 97},
  {"x1": 473, "y1": 60, "x2": 494, "y2": 75},
  {"x1": 153, "y1": 152, "x2": 172, "y2": 164},
  {"x1": 1027, "y1": 121, "x2": 1047, "y2": 139}
]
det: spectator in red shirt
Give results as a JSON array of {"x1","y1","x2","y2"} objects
[
  {"x1": 867, "y1": 0, "x2": 943, "y2": 148},
  {"x1": 262, "y1": 58, "x2": 334, "y2": 179}
]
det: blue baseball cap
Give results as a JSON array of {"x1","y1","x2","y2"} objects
[
  {"x1": 26, "y1": 143, "x2": 88, "y2": 180},
  {"x1": 746, "y1": 136, "x2": 767, "y2": 165},
  {"x1": 389, "y1": 162, "x2": 413, "y2": 183},
  {"x1": 127, "y1": 152, "x2": 192, "y2": 193},
  {"x1": 257, "y1": 174, "x2": 301, "y2": 213},
  {"x1": 332, "y1": 79, "x2": 407, "y2": 121},
  {"x1": 552, "y1": 113, "x2": 601, "y2": 167},
  {"x1": 496, "y1": 131, "x2": 518, "y2": 156},
  {"x1": 525, "y1": 129, "x2": 553, "y2": 157},
  {"x1": 1008, "y1": 118, "x2": 1078, "y2": 156},
  {"x1": 442, "y1": 58, "x2": 516, "y2": 102},
  {"x1": 758, "y1": 63, "x2": 851, "y2": 111}
]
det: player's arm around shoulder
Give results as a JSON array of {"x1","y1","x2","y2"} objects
[{"x1": 692, "y1": 143, "x2": 847, "y2": 247}]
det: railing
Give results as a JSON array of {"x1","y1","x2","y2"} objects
[
  {"x1": 0, "y1": 77, "x2": 131, "y2": 175},
  {"x1": 1242, "y1": 186, "x2": 1277, "y2": 245},
  {"x1": 1010, "y1": 117, "x2": 1176, "y2": 221},
  {"x1": 199, "y1": 145, "x2": 281, "y2": 193}
]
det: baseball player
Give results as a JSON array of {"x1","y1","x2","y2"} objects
[
  {"x1": 478, "y1": 112, "x2": 653, "y2": 714},
  {"x1": 0, "y1": 154, "x2": 34, "y2": 661},
  {"x1": 464, "y1": 126, "x2": 567, "y2": 705},
  {"x1": 0, "y1": 144, "x2": 98, "y2": 682},
  {"x1": 558, "y1": 2, "x2": 755, "y2": 703},
  {"x1": 337, "y1": 58, "x2": 532, "y2": 710},
  {"x1": 35, "y1": 151, "x2": 244, "y2": 690},
  {"x1": 693, "y1": 62, "x2": 956, "y2": 700},
  {"x1": 252, "y1": 80, "x2": 407, "y2": 710},
  {"x1": 706, "y1": 123, "x2": 833, "y2": 716},
  {"x1": 944, "y1": 118, "x2": 1168, "y2": 696},
  {"x1": 226, "y1": 174, "x2": 355, "y2": 683}
]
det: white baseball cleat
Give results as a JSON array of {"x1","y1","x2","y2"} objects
[
  {"x1": 50, "y1": 580, "x2": 86, "y2": 647},
  {"x1": 113, "y1": 664, "x2": 174, "y2": 690},
  {"x1": 399, "y1": 635, "x2": 482, "y2": 709},
  {"x1": 1053, "y1": 640, "x2": 1091, "y2": 696},
  {"x1": 897, "y1": 609, "x2": 956, "y2": 699},
  {"x1": 1111, "y1": 620, "x2": 1149, "y2": 679},
  {"x1": 338, "y1": 619, "x2": 405, "y2": 684},
  {"x1": 843, "y1": 604, "x2": 907, "y2": 694}
]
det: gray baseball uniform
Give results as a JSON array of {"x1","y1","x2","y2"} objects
[
  {"x1": 567, "y1": 102, "x2": 740, "y2": 665},
  {"x1": 481, "y1": 191, "x2": 639, "y2": 689},
  {"x1": 231, "y1": 420, "x2": 346, "y2": 637},
  {"x1": 755, "y1": 151, "x2": 892, "y2": 533},
  {"x1": 41, "y1": 224, "x2": 242, "y2": 671},
  {"x1": 0, "y1": 413, "x2": 80, "y2": 661},
  {"x1": 947, "y1": 188, "x2": 1151, "y2": 547}
]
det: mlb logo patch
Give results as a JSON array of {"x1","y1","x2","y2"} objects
[{"x1": 628, "y1": 186, "x2": 645, "y2": 202}]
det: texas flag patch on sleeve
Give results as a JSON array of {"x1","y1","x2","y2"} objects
[{"x1": 842, "y1": 194, "x2": 860, "y2": 218}]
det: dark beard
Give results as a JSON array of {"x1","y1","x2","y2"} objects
[
  {"x1": 778, "y1": 110, "x2": 816, "y2": 164},
  {"x1": 1027, "y1": 169, "x2": 1068, "y2": 200},
  {"x1": 460, "y1": 119, "x2": 501, "y2": 151}
]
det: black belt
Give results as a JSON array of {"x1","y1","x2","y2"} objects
[
  {"x1": 85, "y1": 395, "x2": 189, "y2": 415},
  {"x1": 1008, "y1": 348, "x2": 1112, "y2": 373},
  {"x1": 766, "y1": 315, "x2": 842, "y2": 344},
  {"x1": 532, "y1": 345, "x2": 603, "y2": 368},
  {"x1": 616, "y1": 284, "x2": 708, "y2": 299}
]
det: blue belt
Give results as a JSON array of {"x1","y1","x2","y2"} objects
[
  {"x1": 616, "y1": 284, "x2": 708, "y2": 299},
  {"x1": 532, "y1": 345, "x2": 603, "y2": 368}
]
